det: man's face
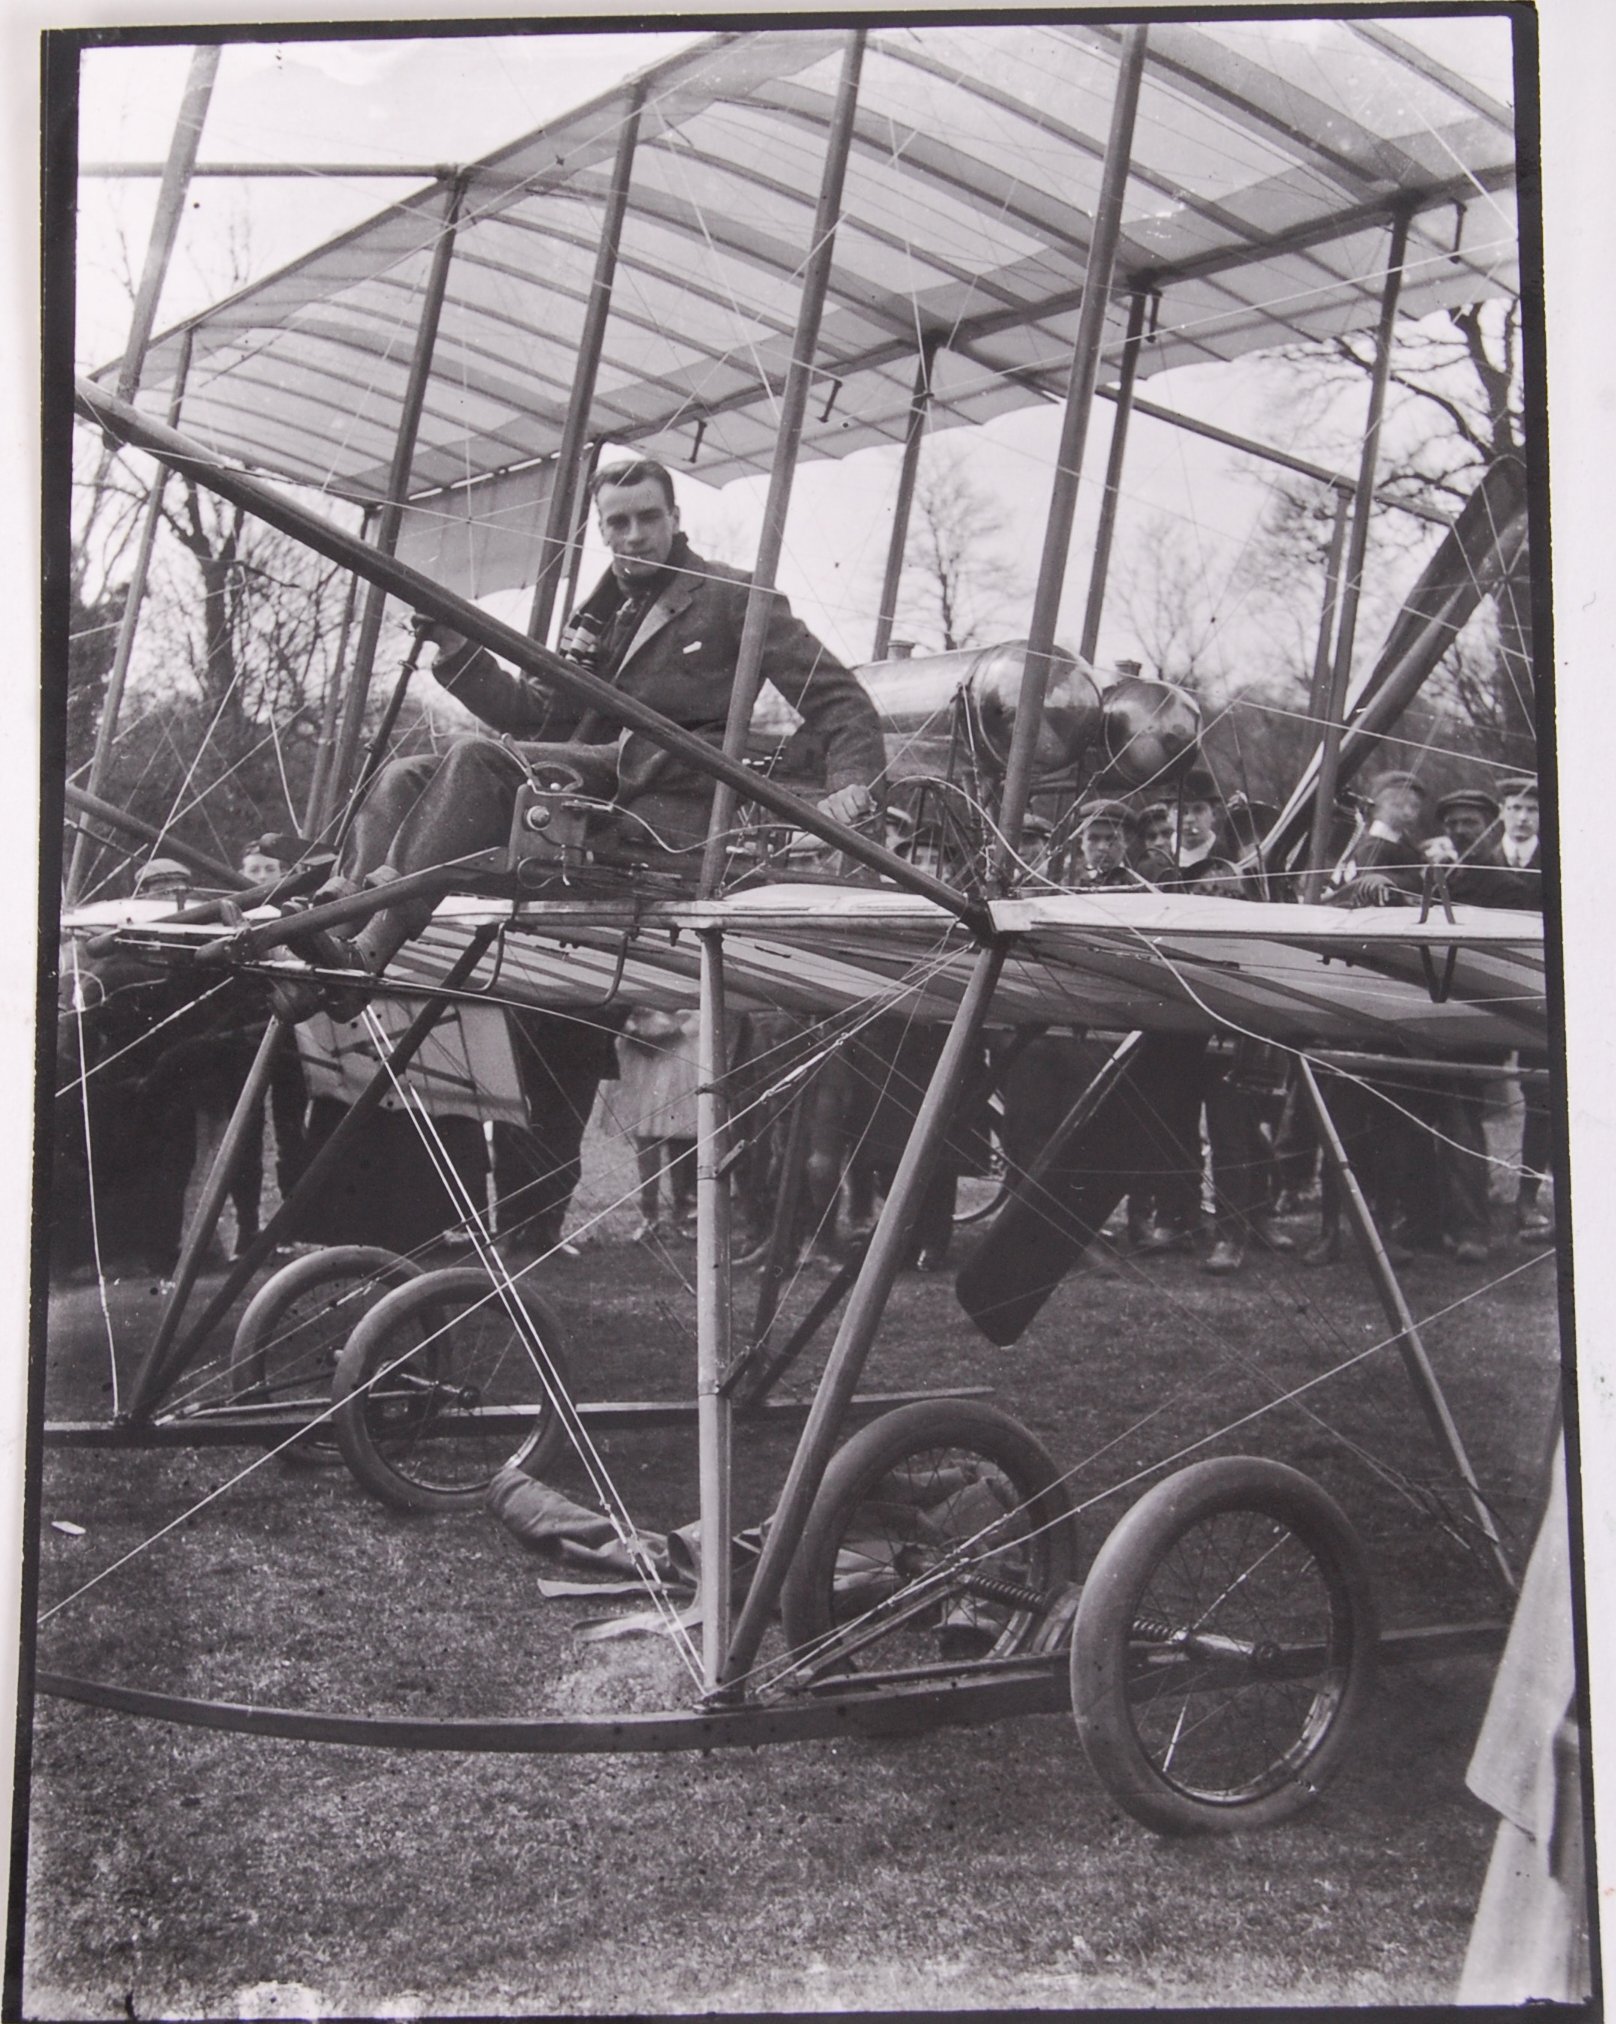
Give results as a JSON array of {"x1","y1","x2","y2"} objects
[
  {"x1": 1081, "y1": 822, "x2": 1127, "y2": 874},
  {"x1": 596, "y1": 478, "x2": 679, "y2": 582},
  {"x1": 1176, "y1": 799, "x2": 1218, "y2": 852},
  {"x1": 241, "y1": 851, "x2": 282, "y2": 884},
  {"x1": 1502, "y1": 794, "x2": 1539, "y2": 845},
  {"x1": 1373, "y1": 781, "x2": 1424, "y2": 835},
  {"x1": 1142, "y1": 813, "x2": 1174, "y2": 856},
  {"x1": 1441, "y1": 807, "x2": 1488, "y2": 855}
]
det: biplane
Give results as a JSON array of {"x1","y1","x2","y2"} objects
[{"x1": 39, "y1": 10, "x2": 1566, "y2": 1865}]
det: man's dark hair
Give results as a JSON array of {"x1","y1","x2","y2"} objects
[{"x1": 591, "y1": 458, "x2": 677, "y2": 511}]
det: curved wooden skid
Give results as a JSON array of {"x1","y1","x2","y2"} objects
[
  {"x1": 38, "y1": 1660, "x2": 1070, "y2": 1752},
  {"x1": 36, "y1": 1623, "x2": 1503, "y2": 1754}
]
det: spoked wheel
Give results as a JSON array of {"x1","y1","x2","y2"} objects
[
  {"x1": 779, "y1": 1400, "x2": 1079, "y2": 1677},
  {"x1": 1070, "y1": 1457, "x2": 1377, "y2": 1835},
  {"x1": 953, "y1": 1095, "x2": 1008, "y2": 1227},
  {"x1": 229, "y1": 1245, "x2": 424, "y2": 1464},
  {"x1": 331, "y1": 1266, "x2": 570, "y2": 1513}
]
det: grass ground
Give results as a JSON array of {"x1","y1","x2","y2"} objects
[{"x1": 18, "y1": 1114, "x2": 1567, "y2": 2018}]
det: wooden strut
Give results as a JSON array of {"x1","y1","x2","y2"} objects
[
  {"x1": 870, "y1": 337, "x2": 938, "y2": 662},
  {"x1": 695, "y1": 928, "x2": 734, "y2": 1687},
  {"x1": 1296, "y1": 1057, "x2": 1517, "y2": 1597},
  {"x1": 66, "y1": 331, "x2": 195, "y2": 902},
  {"x1": 698, "y1": 28, "x2": 867, "y2": 900},
  {"x1": 320, "y1": 178, "x2": 468, "y2": 841},
  {"x1": 993, "y1": 25, "x2": 1148, "y2": 882},
  {"x1": 36, "y1": 1620, "x2": 1509, "y2": 1755},
  {"x1": 1303, "y1": 208, "x2": 1411, "y2": 899},
  {"x1": 42, "y1": 1387, "x2": 996, "y2": 1450},
  {"x1": 1078, "y1": 288, "x2": 1147, "y2": 664},
  {"x1": 722, "y1": 939, "x2": 1008, "y2": 1682},
  {"x1": 527, "y1": 91, "x2": 641, "y2": 646}
]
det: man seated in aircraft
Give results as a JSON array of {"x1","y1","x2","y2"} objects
[{"x1": 275, "y1": 457, "x2": 884, "y2": 1019}]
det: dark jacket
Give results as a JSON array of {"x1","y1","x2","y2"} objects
[
  {"x1": 1324, "y1": 824, "x2": 1426, "y2": 905},
  {"x1": 434, "y1": 537, "x2": 883, "y2": 844},
  {"x1": 1446, "y1": 841, "x2": 1543, "y2": 911}
]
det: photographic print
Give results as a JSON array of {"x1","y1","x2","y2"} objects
[{"x1": 17, "y1": 6, "x2": 1603, "y2": 2016}]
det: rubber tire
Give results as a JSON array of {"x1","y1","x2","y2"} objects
[
  {"x1": 1070, "y1": 1457, "x2": 1376, "y2": 1835},
  {"x1": 229, "y1": 1245, "x2": 424, "y2": 1464},
  {"x1": 331, "y1": 1265, "x2": 569, "y2": 1513},
  {"x1": 780, "y1": 1399, "x2": 1080, "y2": 1673}
]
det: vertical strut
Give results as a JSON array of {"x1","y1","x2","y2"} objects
[
  {"x1": 322, "y1": 179, "x2": 467, "y2": 837},
  {"x1": 722, "y1": 940, "x2": 1007, "y2": 1683},
  {"x1": 871, "y1": 338, "x2": 939, "y2": 662},
  {"x1": 67, "y1": 334, "x2": 195, "y2": 902},
  {"x1": 697, "y1": 29, "x2": 867, "y2": 899},
  {"x1": 695, "y1": 930, "x2": 734, "y2": 1687},
  {"x1": 1306, "y1": 486, "x2": 1354, "y2": 740},
  {"x1": 1078, "y1": 289, "x2": 1148, "y2": 664},
  {"x1": 1303, "y1": 209, "x2": 1410, "y2": 898},
  {"x1": 127, "y1": 1014, "x2": 291, "y2": 1417},
  {"x1": 993, "y1": 27, "x2": 1148, "y2": 880},
  {"x1": 1297, "y1": 1058, "x2": 1516, "y2": 1596},
  {"x1": 528, "y1": 94, "x2": 641, "y2": 646},
  {"x1": 303, "y1": 508, "x2": 372, "y2": 840},
  {"x1": 116, "y1": 47, "x2": 218, "y2": 403}
]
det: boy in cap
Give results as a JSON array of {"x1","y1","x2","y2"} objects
[{"x1": 1072, "y1": 799, "x2": 1139, "y2": 889}]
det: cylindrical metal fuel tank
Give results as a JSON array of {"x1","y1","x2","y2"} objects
[
  {"x1": 1098, "y1": 675, "x2": 1202, "y2": 788},
  {"x1": 855, "y1": 639, "x2": 1104, "y2": 776}
]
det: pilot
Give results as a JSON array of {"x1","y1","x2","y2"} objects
[
  {"x1": 280, "y1": 456, "x2": 884, "y2": 1015},
  {"x1": 273, "y1": 459, "x2": 885, "y2": 1273}
]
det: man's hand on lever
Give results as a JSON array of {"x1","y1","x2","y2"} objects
[
  {"x1": 815, "y1": 782, "x2": 877, "y2": 831},
  {"x1": 409, "y1": 613, "x2": 469, "y2": 660}
]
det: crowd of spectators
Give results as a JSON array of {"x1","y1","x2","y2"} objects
[
  {"x1": 55, "y1": 765, "x2": 1547, "y2": 1293},
  {"x1": 999, "y1": 766, "x2": 1549, "y2": 1277}
]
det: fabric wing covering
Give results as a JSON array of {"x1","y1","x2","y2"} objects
[
  {"x1": 71, "y1": 884, "x2": 1547, "y2": 1060},
  {"x1": 102, "y1": 18, "x2": 1518, "y2": 598}
]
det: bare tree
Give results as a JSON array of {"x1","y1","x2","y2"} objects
[
  {"x1": 1251, "y1": 301, "x2": 1533, "y2": 750},
  {"x1": 892, "y1": 440, "x2": 1023, "y2": 652}
]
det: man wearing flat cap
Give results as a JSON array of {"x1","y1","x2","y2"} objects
[{"x1": 1433, "y1": 779, "x2": 1541, "y2": 912}]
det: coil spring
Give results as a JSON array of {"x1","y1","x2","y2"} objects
[{"x1": 956, "y1": 1570, "x2": 1045, "y2": 1611}]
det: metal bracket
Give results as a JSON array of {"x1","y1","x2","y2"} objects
[{"x1": 1416, "y1": 864, "x2": 1460, "y2": 1002}]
